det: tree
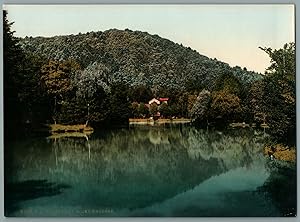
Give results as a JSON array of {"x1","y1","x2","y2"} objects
[
  {"x1": 73, "y1": 62, "x2": 111, "y2": 124},
  {"x1": 131, "y1": 102, "x2": 139, "y2": 118},
  {"x1": 138, "y1": 103, "x2": 149, "y2": 117},
  {"x1": 159, "y1": 102, "x2": 169, "y2": 118},
  {"x1": 41, "y1": 60, "x2": 81, "y2": 96},
  {"x1": 4, "y1": 10, "x2": 28, "y2": 136},
  {"x1": 187, "y1": 94, "x2": 198, "y2": 114},
  {"x1": 19, "y1": 54, "x2": 52, "y2": 125},
  {"x1": 56, "y1": 97, "x2": 86, "y2": 124},
  {"x1": 177, "y1": 92, "x2": 189, "y2": 117},
  {"x1": 4, "y1": 10, "x2": 54, "y2": 133},
  {"x1": 259, "y1": 43, "x2": 295, "y2": 81},
  {"x1": 249, "y1": 80, "x2": 267, "y2": 124},
  {"x1": 3, "y1": 10, "x2": 24, "y2": 86},
  {"x1": 214, "y1": 72, "x2": 242, "y2": 96},
  {"x1": 107, "y1": 82, "x2": 131, "y2": 123},
  {"x1": 258, "y1": 43, "x2": 296, "y2": 142},
  {"x1": 260, "y1": 43, "x2": 295, "y2": 101},
  {"x1": 129, "y1": 85, "x2": 153, "y2": 103},
  {"x1": 40, "y1": 59, "x2": 81, "y2": 123},
  {"x1": 209, "y1": 90, "x2": 242, "y2": 123},
  {"x1": 149, "y1": 103, "x2": 158, "y2": 116},
  {"x1": 190, "y1": 90, "x2": 211, "y2": 124},
  {"x1": 86, "y1": 87, "x2": 110, "y2": 124}
]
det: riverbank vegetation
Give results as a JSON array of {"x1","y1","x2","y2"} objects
[
  {"x1": 264, "y1": 144, "x2": 296, "y2": 162},
  {"x1": 3, "y1": 10, "x2": 295, "y2": 146}
]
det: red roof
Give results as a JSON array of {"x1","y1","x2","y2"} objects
[{"x1": 159, "y1": 98, "x2": 169, "y2": 101}]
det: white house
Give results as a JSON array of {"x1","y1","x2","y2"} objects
[
  {"x1": 148, "y1": 98, "x2": 160, "y2": 105},
  {"x1": 148, "y1": 98, "x2": 169, "y2": 105}
]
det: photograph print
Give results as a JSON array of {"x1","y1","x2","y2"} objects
[{"x1": 3, "y1": 4, "x2": 296, "y2": 217}]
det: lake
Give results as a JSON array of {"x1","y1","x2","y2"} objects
[{"x1": 4, "y1": 124, "x2": 296, "y2": 217}]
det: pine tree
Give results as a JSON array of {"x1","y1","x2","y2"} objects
[{"x1": 3, "y1": 10, "x2": 26, "y2": 136}]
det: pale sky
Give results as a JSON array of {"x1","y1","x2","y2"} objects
[{"x1": 4, "y1": 4, "x2": 295, "y2": 73}]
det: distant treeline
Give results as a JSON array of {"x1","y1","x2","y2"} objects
[{"x1": 3, "y1": 10, "x2": 295, "y2": 143}]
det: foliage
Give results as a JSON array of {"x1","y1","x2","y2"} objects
[
  {"x1": 41, "y1": 60, "x2": 81, "y2": 97},
  {"x1": 73, "y1": 61, "x2": 111, "y2": 100},
  {"x1": 159, "y1": 103, "x2": 170, "y2": 117},
  {"x1": 214, "y1": 72, "x2": 242, "y2": 96},
  {"x1": 40, "y1": 59, "x2": 81, "y2": 122},
  {"x1": 209, "y1": 90, "x2": 242, "y2": 123},
  {"x1": 176, "y1": 93, "x2": 189, "y2": 117},
  {"x1": 149, "y1": 103, "x2": 158, "y2": 116},
  {"x1": 4, "y1": 10, "x2": 51, "y2": 135},
  {"x1": 4, "y1": 10, "x2": 25, "y2": 134},
  {"x1": 254, "y1": 43, "x2": 296, "y2": 142},
  {"x1": 138, "y1": 103, "x2": 149, "y2": 117},
  {"x1": 190, "y1": 90, "x2": 211, "y2": 123},
  {"x1": 187, "y1": 94, "x2": 198, "y2": 114},
  {"x1": 56, "y1": 98, "x2": 87, "y2": 124},
  {"x1": 20, "y1": 29, "x2": 262, "y2": 92},
  {"x1": 129, "y1": 85, "x2": 153, "y2": 103},
  {"x1": 249, "y1": 80, "x2": 267, "y2": 124},
  {"x1": 107, "y1": 83, "x2": 131, "y2": 123},
  {"x1": 131, "y1": 102, "x2": 140, "y2": 118}
]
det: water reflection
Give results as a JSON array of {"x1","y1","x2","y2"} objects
[
  {"x1": 5, "y1": 179, "x2": 71, "y2": 216},
  {"x1": 5, "y1": 125, "x2": 296, "y2": 216},
  {"x1": 258, "y1": 165, "x2": 297, "y2": 217}
]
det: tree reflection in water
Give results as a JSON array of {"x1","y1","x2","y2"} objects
[{"x1": 4, "y1": 124, "x2": 296, "y2": 216}]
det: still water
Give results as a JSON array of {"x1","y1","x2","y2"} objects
[{"x1": 5, "y1": 124, "x2": 296, "y2": 217}]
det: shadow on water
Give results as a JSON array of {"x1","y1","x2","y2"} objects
[
  {"x1": 5, "y1": 179, "x2": 71, "y2": 216},
  {"x1": 258, "y1": 165, "x2": 297, "y2": 217}
]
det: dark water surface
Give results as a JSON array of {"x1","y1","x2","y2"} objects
[{"x1": 4, "y1": 124, "x2": 296, "y2": 217}]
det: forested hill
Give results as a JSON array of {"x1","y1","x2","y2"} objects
[
  {"x1": 19, "y1": 29, "x2": 261, "y2": 91},
  {"x1": 4, "y1": 8, "x2": 295, "y2": 143}
]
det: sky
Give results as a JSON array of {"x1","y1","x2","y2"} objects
[{"x1": 4, "y1": 4, "x2": 295, "y2": 73}]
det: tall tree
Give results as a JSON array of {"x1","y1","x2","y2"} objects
[
  {"x1": 4, "y1": 10, "x2": 27, "y2": 136},
  {"x1": 209, "y1": 90, "x2": 242, "y2": 123},
  {"x1": 73, "y1": 62, "x2": 111, "y2": 125},
  {"x1": 138, "y1": 103, "x2": 149, "y2": 117},
  {"x1": 131, "y1": 102, "x2": 140, "y2": 118},
  {"x1": 107, "y1": 82, "x2": 131, "y2": 123},
  {"x1": 149, "y1": 103, "x2": 158, "y2": 117},
  {"x1": 159, "y1": 102, "x2": 170, "y2": 118},
  {"x1": 190, "y1": 90, "x2": 211, "y2": 124},
  {"x1": 40, "y1": 59, "x2": 81, "y2": 123},
  {"x1": 258, "y1": 43, "x2": 296, "y2": 142}
]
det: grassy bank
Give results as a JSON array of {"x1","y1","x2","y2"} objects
[
  {"x1": 129, "y1": 118, "x2": 192, "y2": 124},
  {"x1": 264, "y1": 144, "x2": 296, "y2": 162},
  {"x1": 48, "y1": 124, "x2": 94, "y2": 133}
]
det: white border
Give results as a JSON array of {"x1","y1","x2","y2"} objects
[{"x1": 0, "y1": 1, "x2": 298, "y2": 222}]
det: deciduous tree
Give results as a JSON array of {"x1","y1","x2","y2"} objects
[
  {"x1": 209, "y1": 90, "x2": 242, "y2": 123},
  {"x1": 190, "y1": 90, "x2": 211, "y2": 123}
]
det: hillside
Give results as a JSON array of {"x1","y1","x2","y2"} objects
[{"x1": 19, "y1": 29, "x2": 262, "y2": 91}]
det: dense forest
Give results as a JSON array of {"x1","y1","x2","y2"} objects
[{"x1": 3, "y1": 10, "x2": 295, "y2": 144}]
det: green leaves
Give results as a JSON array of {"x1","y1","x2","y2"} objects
[
  {"x1": 210, "y1": 90, "x2": 242, "y2": 122},
  {"x1": 41, "y1": 60, "x2": 81, "y2": 96},
  {"x1": 190, "y1": 90, "x2": 211, "y2": 121},
  {"x1": 20, "y1": 29, "x2": 261, "y2": 93},
  {"x1": 257, "y1": 43, "x2": 296, "y2": 143}
]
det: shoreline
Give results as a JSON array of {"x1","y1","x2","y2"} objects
[
  {"x1": 129, "y1": 118, "x2": 192, "y2": 125},
  {"x1": 48, "y1": 124, "x2": 94, "y2": 133}
]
